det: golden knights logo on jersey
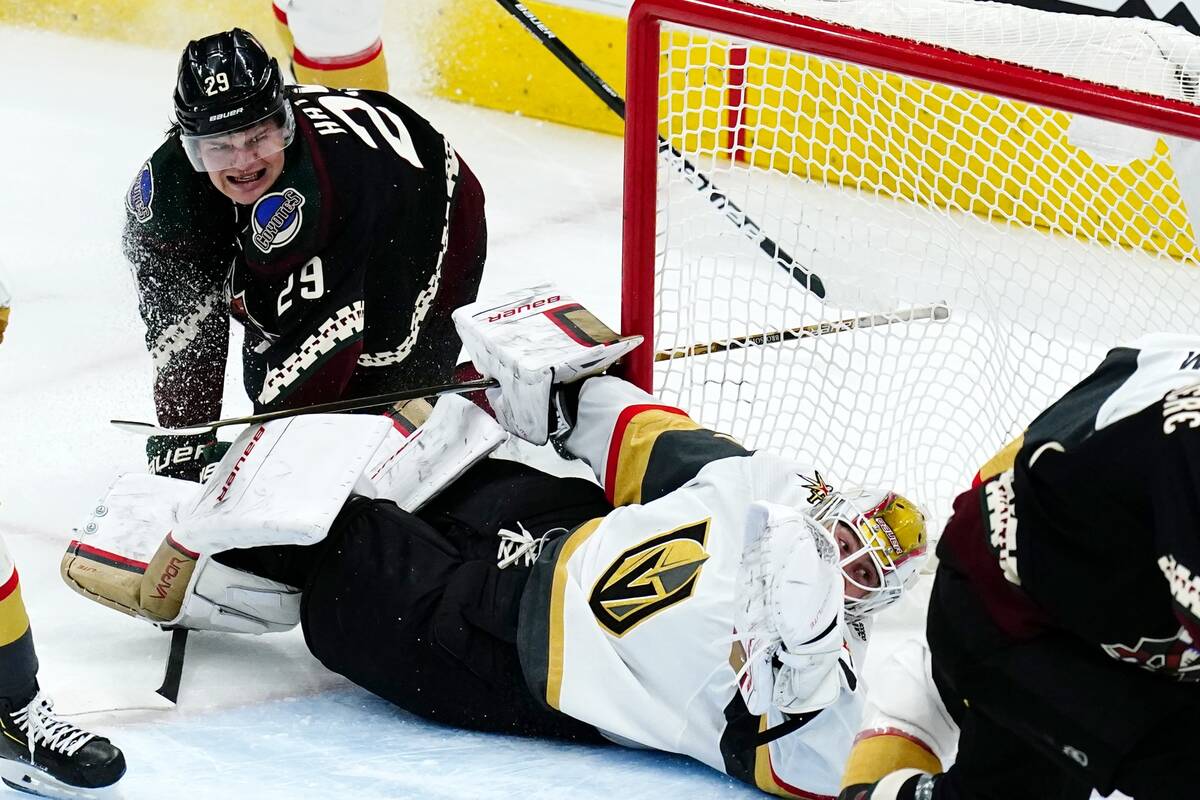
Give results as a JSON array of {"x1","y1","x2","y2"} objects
[
  {"x1": 798, "y1": 470, "x2": 834, "y2": 505},
  {"x1": 588, "y1": 519, "x2": 710, "y2": 636}
]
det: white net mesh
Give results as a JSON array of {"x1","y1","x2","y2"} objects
[
  {"x1": 754, "y1": 0, "x2": 1200, "y2": 102},
  {"x1": 638, "y1": 0, "x2": 1200, "y2": 529}
]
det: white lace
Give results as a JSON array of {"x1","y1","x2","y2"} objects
[
  {"x1": 13, "y1": 694, "x2": 95, "y2": 759},
  {"x1": 721, "y1": 629, "x2": 780, "y2": 690},
  {"x1": 496, "y1": 523, "x2": 554, "y2": 570}
]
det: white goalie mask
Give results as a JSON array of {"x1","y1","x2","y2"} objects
[{"x1": 810, "y1": 489, "x2": 929, "y2": 617}]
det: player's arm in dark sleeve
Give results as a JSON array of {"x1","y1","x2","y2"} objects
[
  {"x1": 1149, "y1": 385, "x2": 1200, "y2": 646},
  {"x1": 346, "y1": 106, "x2": 487, "y2": 398},
  {"x1": 401, "y1": 148, "x2": 487, "y2": 385},
  {"x1": 563, "y1": 375, "x2": 750, "y2": 507},
  {"x1": 123, "y1": 215, "x2": 229, "y2": 480}
]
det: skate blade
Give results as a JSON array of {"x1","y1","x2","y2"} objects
[{"x1": 0, "y1": 760, "x2": 121, "y2": 800}]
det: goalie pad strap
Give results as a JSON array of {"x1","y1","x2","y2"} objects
[{"x1": 156, "y1": 629, "x2": 189, "y2": 704}]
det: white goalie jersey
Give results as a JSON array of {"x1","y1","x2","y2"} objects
[{"x1": 517, "y1": 376, "x2": 870, "y2": 799}]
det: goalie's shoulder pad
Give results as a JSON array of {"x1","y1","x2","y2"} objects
[{"x1": 857, "y1": 636, "x2": 958, "y2": 766}]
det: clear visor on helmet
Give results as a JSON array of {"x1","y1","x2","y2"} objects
[
  {"x1": 812, "y1": 492, "x2": 905, "y2": 617},
  {"x1": 180, "y1": 104, "x2": 295, "y2": 172}
]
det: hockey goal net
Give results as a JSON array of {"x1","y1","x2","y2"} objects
[{"x1": 621, "y1": 0, "x2": 1200, "y2": 527}]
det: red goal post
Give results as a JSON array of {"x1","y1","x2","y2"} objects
[{"x1": 619, "y1": 0, "x2": 1200, "y2": 523}]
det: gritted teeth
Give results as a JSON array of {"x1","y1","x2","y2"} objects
[{"x1": 228, "y1": 169, "x2": 267, "y2": 184}]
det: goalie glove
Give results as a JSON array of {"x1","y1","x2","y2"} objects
[
  {"x1": 452, "y1": 285, "x2": 642, "y2": 445},
  {"x1": 733, "y1": 501, "x2": 854, "y2": 716}
]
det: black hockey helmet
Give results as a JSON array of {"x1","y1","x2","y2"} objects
[{"x1": 173, "y1": 28, "x2": 296, "y2": 171}]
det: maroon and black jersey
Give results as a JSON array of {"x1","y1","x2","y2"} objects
[
  {"x1": 123, "y1": 86, "x2": 486, "y2": 444},
  {"x1": 946, "y1": 335, "x2": 1200, "y2": 682}
]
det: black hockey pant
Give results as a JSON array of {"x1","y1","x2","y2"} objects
[
  {"x1": 928, "y1": 507, "x2": 1200, "y2": 800},
  {"x1": 220, "y1": 459, "x2": 610, "y2": 741}
]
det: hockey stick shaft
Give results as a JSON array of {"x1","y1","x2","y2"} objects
[
  {"x1": 112, "y1": 305, "x2": 945, "y2": 435},
  {"x1": 111, "y1": 378, "x2": 498, "y2": 437},
  {"x1": 492, "y1": 0, "x2": 826, "y2": 299},
  {"x1": 653, "y1": 304, "x2": 951, "y2": 362}
]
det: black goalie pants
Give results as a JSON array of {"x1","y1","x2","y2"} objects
[
  {"x1": 926, "y1": 495, "x2": 1200, "y2": 800},
  {"x1": 222, "y1": 459, "x2": 610, "y2": 741}
]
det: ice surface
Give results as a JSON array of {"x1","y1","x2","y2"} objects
[{"x1": 0, "y1": 24, "x2": 1125, "y2": 800}]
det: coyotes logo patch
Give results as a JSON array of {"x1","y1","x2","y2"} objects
[
  {"x1": 588, "y1": 519, "x2": 710, "y2": 636},
  {"x1": 126, "y1": 160, "x2": 154, "y2": 223}
]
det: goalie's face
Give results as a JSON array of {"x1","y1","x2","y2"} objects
[
  {"x1": 812, "y1": 489, "x2": 929, "y2": 617},
  {"x1": 831, "y1": 522, "x2": 882, "y2": 600}
]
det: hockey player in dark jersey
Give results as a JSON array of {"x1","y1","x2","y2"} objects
[
  {"x1": 839, "y1": 336, "x2": 1200, "y2": 800},
  {"x1": 123, "y1": 28, "x2": 486, "y2": 483},
  {"x1": 64, "y1": 286, "x2": 928, "y2": 798}
]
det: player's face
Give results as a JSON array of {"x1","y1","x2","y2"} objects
[
  {"x1": 202, "y1": 121, "x2": 287, "y2": 204},
  {"x1": 832, "y1": 522, "x2": 883, "y2": 600}
]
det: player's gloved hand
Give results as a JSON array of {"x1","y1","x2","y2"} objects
[
  {"x1": 452, "y1": 284, "x2": 642, "y2": 445},
  {"x1": 734, "y1": 501, "x2": 850, "y2": 715},
  {"x1": 147, "y1": 433, "x2": 217, "y2": 483}
]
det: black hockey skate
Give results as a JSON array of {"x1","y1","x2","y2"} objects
[{"x1": 0, "y1": 693, "x2": 125, "y2": 799}]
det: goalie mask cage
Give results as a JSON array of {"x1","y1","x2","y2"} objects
[{"x1": 621, "y1": 0, "x2": 1200, "y2": 528}]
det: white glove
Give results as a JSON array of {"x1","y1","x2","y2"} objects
[
  {"x1": 734, "y1": 501, "x2": 851, "y2": 715},
  {"x1": 452, "y1": 284, "x2": 643, "y2": 444}
]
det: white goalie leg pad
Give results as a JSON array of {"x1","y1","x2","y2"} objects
[
  {"x1": 734, "y1": 501, "x2": 851, "y2": 716},
  {"x1": 65, "y1": 414, "x2": 395, "y2": 634},
  {"x1": 367, "y1": 394, "x2": 509, "y2": 512},
  {"x1": 452, "y1": 284, "x2": 642, "y2": 445},
  {"x1": 62, "y1": 473, "x2": 303, "y2": 634},
  {"x1": 859, "y1": 636, "x2": 960, "y2": 767},
  {"x1": 181, "y1": 413, "x2": 391, "y2": 553},
  {"x1": 172, "y1": 557, "x2": 301, "y2": 634},
  {"x1": 63, "y1": 473, "x2": 200, "y2": 622}
]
